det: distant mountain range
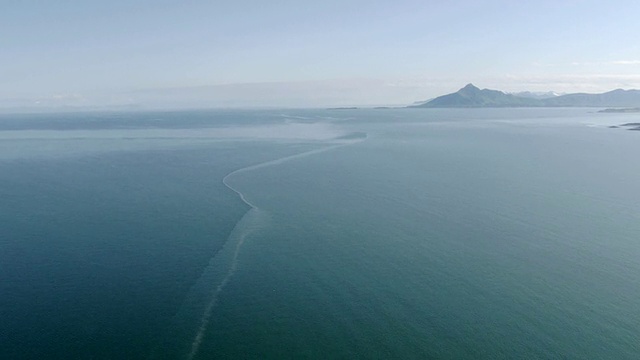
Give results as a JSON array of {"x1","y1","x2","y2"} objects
[
  {"x1": 412, "y1": 84, "x2": 640, "y2": 108},
  {"x1": 509, "y1": 91, "x2": 563, "y2": 100}
]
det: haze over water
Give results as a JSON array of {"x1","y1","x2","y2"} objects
[{"x1": 1, "y1": 108, "x2": 640, "y2": 359}]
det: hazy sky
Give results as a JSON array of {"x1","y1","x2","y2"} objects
[{"x1": 2, "y1": 0, "x2": 640, "y2": 108}]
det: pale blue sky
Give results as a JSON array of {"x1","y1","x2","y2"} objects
[{"x1": 2, "y1": 0, "x2": 640, "y2": 108}]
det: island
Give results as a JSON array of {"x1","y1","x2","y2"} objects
[
  {"x1": 598, "y1": 108, "x2": 640, "y2": 113},
  {"x1": 608, "y1": 123, "x2": 640, "y2": 131},
  {"x1": 621, "y1": 123, "x2": 640, "y2": 130}
]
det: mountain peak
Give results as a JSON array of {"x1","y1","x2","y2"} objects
[{"x1": 461, "y1": 83, "x2": 479, "y2": 91}]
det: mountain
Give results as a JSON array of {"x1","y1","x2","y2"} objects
[
  {"x1": 541, "y1": 89, "x2": 640, "y2": 107},
  {"x1": 413, "y1": 84, "x2": 640, "y2": 108},
  {"x1": 414, "y1": 84, "x2": 539, "y2": 108},
  {"x1": 511, "y1": 91, "x2": 562, "y2": 100}
]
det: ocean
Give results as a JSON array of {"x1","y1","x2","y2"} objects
[{"x1": 1, "y1": 108, "x2": 639, "y2": 359}]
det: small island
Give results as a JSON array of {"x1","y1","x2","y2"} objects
[
  {"x1": 598, "y1": 108, "x2": 640, "y2": 113},
  {"x1": 609, "y1": 123, "x2": 640, "y2": 131},
  {"x1": 621, "y1": 123, "x2": 640, "y2": 130}
]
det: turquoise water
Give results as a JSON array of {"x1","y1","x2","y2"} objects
[{"x1": 1, "y1": 109, "x2": 640, "y2": 358}]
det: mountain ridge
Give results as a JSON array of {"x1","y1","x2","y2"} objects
[{"x1": 412, "y1": 84, "x2": 640, "y2": 108}]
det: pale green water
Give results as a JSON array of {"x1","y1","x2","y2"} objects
[{"x1": 1, "y1": 108, "x2": 639, "y2": 359}]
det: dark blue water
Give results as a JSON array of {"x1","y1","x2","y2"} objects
[{"x1": 1, "y1": 109, "x2": 639, "y2": 359}]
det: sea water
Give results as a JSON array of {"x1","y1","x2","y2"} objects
[{"x1": 1, "y1": 108, "x2": 639, "y2": 359}]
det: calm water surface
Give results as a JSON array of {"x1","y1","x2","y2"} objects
[{"x1": 1, "y1": 108, "x2": 639, "y2": 359}]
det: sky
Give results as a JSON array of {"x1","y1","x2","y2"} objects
[{"x1": 2, "y1": 0, "x2": 640, "y2": 109}]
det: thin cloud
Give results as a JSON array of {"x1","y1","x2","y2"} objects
[
  {"x1": 487, "y1": 74, "x2": 640, "y2": 94},
  {"x1": 611, "y1": 60, "x2": 640, "y2": 65},
  {"x1": 571, "y1": 60, "x2": 640, "y2": 66}
]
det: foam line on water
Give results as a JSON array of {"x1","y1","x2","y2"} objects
[
  {"x1": 186, "y1": 137, "x2": 366, "y2": 359},
  {"x1": 186, "y1": 209, "x2": 258, "y2": 360},
  {"x1": 222, "y1": 142, "x2": 355, "y2": 209}
]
